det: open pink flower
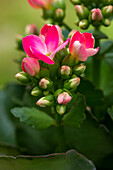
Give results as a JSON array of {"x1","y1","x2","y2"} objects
[
  {"x1": 22, "y1": 25, "x2": 70, "y2": 64},
  {"x1": 28, "y1": 0, "x2": 52, "y2": 9},
  {"x1": 22, "y1": 58, "x2": 40, "y2": 76},
  {"x1": 69, "y1": 31, "x2": 99, "y2": 61},
  {"x1": 40, "y1": 24, "x2": 63, "y2": 45}
]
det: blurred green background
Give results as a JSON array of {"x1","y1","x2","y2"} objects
[{"x1": 0, "y1": 0, "x2": 113, "y2": 85}]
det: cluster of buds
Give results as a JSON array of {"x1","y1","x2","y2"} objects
[
  {"x1": 71, "y1": 0, "x2": 113, "y2": 29},
  {"x1": 15, "y1": 24, "x2": 99, "y2": 115},
  {"x1": 28, "y1": 0, "x2": 66, "y2": 24}
]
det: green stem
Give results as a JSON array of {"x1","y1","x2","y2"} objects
[
  {"x1": 55, "y1": 114, "x2": 67, "y2": 152},
  {"x1": 62, "y1": 22, "x2": 72, "y2": 32},
  {"x1": 92, "y1": 29, "x2": 101, "y2": 87}
]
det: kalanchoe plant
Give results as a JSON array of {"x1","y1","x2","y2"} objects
[{"x1": 1, "y1": 0, "x2": 113, "y2": 169}]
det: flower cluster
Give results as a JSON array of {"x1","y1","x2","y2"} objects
[
  {"x1": 15, "y1": 24, "x2": 99, "y2": 115},
  {"x1": 71, "y1": 0, "x2": 113, "y2": 29},
  {"x1": 28, "y1": 0, "x2": 66, "y2": 24}
]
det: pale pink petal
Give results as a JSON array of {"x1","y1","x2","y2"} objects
[
  {"x1": 22, "y1": 35, "x2": 47, "y2": 57},
  {"x1": 45, "y1": 25, "x2": 59, "y2": 53},
  {"x1": 40, "y1": 24, "x2": 52, "y2": 37},
  {"x1": 71, "y1": 41, "x2": 88, "y2": 61},
  {"x1": 83, "y1": 33, "x2": 94, "y2": 48},
  {"x1": 69, "y1": 31, "x2": 86, "y2": 54},
  {"x1": 28, "y1": 0, "x2": 46, "y2": 9},
  {"x1": 49, "y1": 38, "x2": 70, "y2": 59},
  {"x1": 30, "y1": 46, "x2": 54, "y2": 64},
  {"x1": 55, "y1": 25, "x2": 63, "y2": 41},
  {"x1": 86, "y1": 47, "x2": 99, "y2": 57}
]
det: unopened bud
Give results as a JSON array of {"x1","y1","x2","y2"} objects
[
  {"x1": 64, "y1": 77, "x2": 80, "y2": 91},
  {"x1": 56, "y1": 105, "x2": 66, "y2": 115},
  {"x1": 75, "y1": 5, "x2": 89, "y2": 19},
  {"x1": 57, "y1": 92, "x2": 72, "y2": 105},
  {"x1": 91, "y1": 8, "x2": 103, "y2": 21},
  {"x1": 25, "y1": 24, "x2": 39, "y2": 35},
  {"x1": 73, "y1": 64, "x2": 86, "y2": 76},
  {"x1": 59, "y1": 65, "x2": 72, "y2": 79},
  {"x1": 70, "y1": 0, "x2": 81, "y2": 5},
  {"x1": 102, "y1": 18, "x2": 111, "y2": 26},
  {"x1": 31, "y1": 86, "x2": 42, "y2": 96},
  {"x1": 15, "y1": 72, "x2": 31, "y2": 84},
  {"x1": 54, "y1": 8, "x2": 65, "y2": 22},
  {"x1": 21, "y1": 58, "x2": 40, "y2": 77},
  {"x1": 62, "y1": 54, "x2": 78, "y2": 67},
  {"x1": 79, "y1": 19, "x2": 89, "y2": 29},
  {"x1": 36, "y1": 94, "x2": 54, "y2": 107},
  {"x1": 39, "y1": 78, "x2": 53, "y2": 90},
  {"x1": 15, "y1": 34, "x2": 23, "y2": 51},
  {"x1": 102, "y1": 5, "x2": 113, "y2": 18}
]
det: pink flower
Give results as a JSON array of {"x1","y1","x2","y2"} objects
[
  {"x1": 22, "y1": 58, "x2": 40, "y2": 76},
  {"x1": 40, "y1": 24, "x2": 63, "y2": 45},
  {"x1": 69, "y1": 31, "x2": 99, "y2": 61},
  {"x1": 22, "y1": 25, "x2": 70, "y2": 65},
  {"x1": 28, "y1": 0, "x2": 52, "y2": 9},
  {"x1": 91, "y1": 8, "x2": 103, "y2": 21},
  {"x1": 57, "y1": 92, "x2": 72, "y2": 105}
]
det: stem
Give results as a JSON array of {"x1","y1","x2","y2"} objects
[
  {"x1": 92, "y1": 29, "x2": 101, "y2": 87},
  {"x1": 55, "y1": 114, "x2": 67, "y2": 152},
  {"x1": 62, "y1": 22, "x2": 72, "y2": 32}
]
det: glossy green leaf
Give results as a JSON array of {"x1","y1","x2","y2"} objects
[
  {"x1": 65, "y1": 113, "x2": 113, "y2": 169},
  {"x1": 108, "y1": 105, "x2": 113, "y2": 120},
  {"x1": 63, "y1": 93, "x2": 86, "y2": 128},
  {"x1": 104, "y1": 51, "x2": 113, "y2": 70},
  {"x1": 100, "y1": 40, "x2": 113, "y2": 55},
  {"x1": 11, "y1": 107, "x2": 55, "y2": 130},
  {"x1": 0, "y1": 150, "x2": 96, "y2": 170}
]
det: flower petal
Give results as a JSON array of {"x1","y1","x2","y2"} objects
[
  {"x1": 83, "y1": 33, "x2": 94, "y2": 48},
  {"x1": 86, "y1": 47, "x2": 99, "y2": 57},
  {"x1": 30, "y1": 46, "x2": 54, "y2": 64},
  {"x1": 40, "y1": 24, "x2": 52, "y2": 37},
  {"x1": 71, "y1": 41, "x2": 88, "y2": 61},
  {"x1": 69, "y1": 31, "x2": 86, "y2": 54},
  {"x1": 49, "y1": 38, "x2": 70, "y2": 59},
  {"x1": 28, "y1": 0, "x2": 46, "y2": 9},
  {"x1": 45, "y1": 25, "x2": 59, "y2": 53},
  {"x1": 22, "y1": 35, "x2": 47, "y2": 57}
]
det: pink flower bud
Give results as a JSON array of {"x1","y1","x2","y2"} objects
[
  {"x1": 91, "y1": 8, "x2": 103, "y2": 21},
  {"x1": 60, "y1": 66, "x2": 71, "y2": 76},
  {"x1": 102, "y1": 5, "x2": 113, "y2": 18},
  {"x1": 28, "y1": 0, "x2": 52, "y2": 9},
  {"x1": 36, "y1": 94, "x2": 54, "y2": 107},
  {"x1": 25, "y1": 24, "x2": 39, "y2": 35},
  {"x1": 39, "y1": 78, "x2": 50, "y2": 90},
  {"x1": 75, "y1": 5, "x2": 89, "y2": 19},
  {"x1": 21, "y1": 58, "x2": 40, "y2": 76},
  {"x1": 57, "y1": 92, "x2": 72, "y2": 105}
]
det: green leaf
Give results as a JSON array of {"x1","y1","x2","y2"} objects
[
  {"x1": 0, "y1": 150, "x2": 96, "y2": 170},
  {"x1": 104, "y1": 51, "x2": 113, "y2": 69},
  {"x1": 0, "y1": 145, "x2": 19, "y2": 156},
  {"x1": 65, "y1": 113, "x2": 113, "y2": 169},
  {"x1": 108, "y1": 105, "x2": 113, "y2": 120},
  {"x1": 63, "y1": 93, "x2": 86, "y2": 128},
  {"x1": 88, "y1": 29, "x2": 108, "y2": 40},
  {"x1": 100, "y1": 40, "x2": 113, "y2": 55},
  {"x1": 11, "y1": 107, "x2": 55, "y2": 130}
]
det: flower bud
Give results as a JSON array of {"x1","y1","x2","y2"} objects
[
  {"x1": 70, "y1": 0, "x2": 81, "y2": 5},
  {"x1": 102, "y1": 5, "x2": 113, "y2": 18},
  {"x1": 15, "y1": 72, "x2": 31, "y2": 84},
  {"x1": 64, "y1": 77, "x2": 80, "y2": 91},
  {"x1": 62, "y1": 54, "x2": 79, "y2": 67},
  {"x1": 79, "y1": 19, "x2": 89, "y2": 29},
  {"x1": 75, "y1": 5, "x2": 89, "y2": 19},
  {"x1": 21, "y1": 58, "x2": 40, "y2": 77},
  {"x1": 54, "y1": 8, "x2": 65, "y2": 22},
  {"x1": 25, "y1": 24, "x2": 39, "y2": 35},
  {"x1": 36, "y1": 94, "x2": 54, "y2": 107},
  {"x1": 59, "y1": 65, "x2": 72, "y2": 79},
  {"x1": 102, "y1": 18, "x2": 111, "y2": 26},
  {"x1": 39, "y1": 78, "x2": 53, "y2": 90},
  {"x1": 91, "y1": 8, "x2": 103, "y2": 21},
  {"x1": 57, "y1": 92, "x2": 72, "y2": 105},
  {"x1": 15, "y1": 34, "x2": 23, "y2": 51},
  {"x1": 73, "y1": 64, "x2": 86, "y2": 76},
  {"x1": 31, "y1": 86, "x2": 42, "y2": 96},
  {"x1": 56, "y1": 105, "x2": 66, "y2": 115}
]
